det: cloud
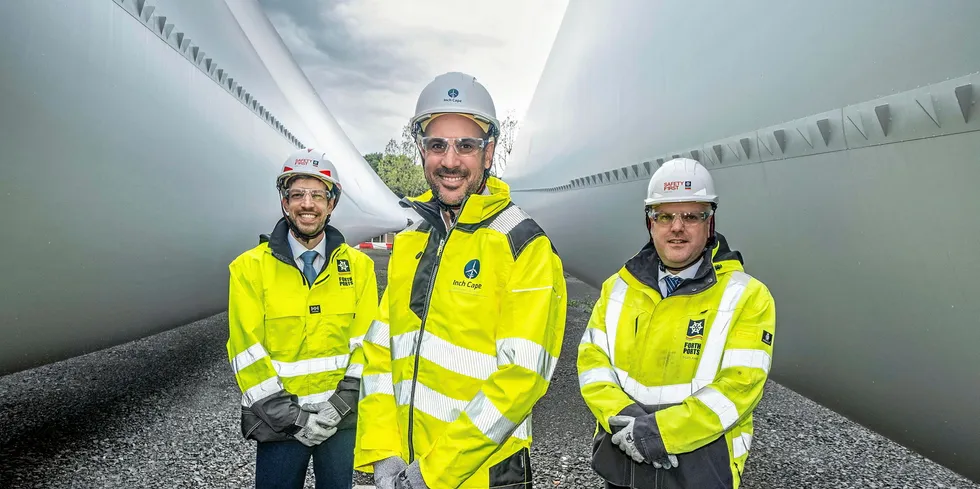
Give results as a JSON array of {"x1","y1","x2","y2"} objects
[{"x1": 256, "y1": 0, "x2": 568, "y2": 155}]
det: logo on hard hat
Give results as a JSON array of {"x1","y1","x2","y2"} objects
[
  {"x1": 447, "y1": 88, "x2": 459, "y2": 98},
  {"x1": 664, "y1": 181, "x2": 684, "y2": 191},
  {"x1": 295, "y1": 158, "x2": 314, "y2": 166},
  {"x1": 684, "y1": 181, "x2": 692, "y2": 189}
]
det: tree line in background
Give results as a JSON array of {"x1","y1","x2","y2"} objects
[{"x1": 364, "y1": 111, "x2": 520, "y2": 198}]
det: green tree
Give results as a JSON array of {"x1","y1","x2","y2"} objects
[
  {"x1": 372, "y1": 152, "x2": 427, "y2": 198},
  {"x1": 364, "y1": 152, "x2": 383, "y2": 173}
]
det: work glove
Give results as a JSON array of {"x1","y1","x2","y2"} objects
[
  {"x1": 291, "y1": 410, "x2": 337, "y2": 447},
  {"x1": 373, "y1": 456, "x2": 408, "y2": 489},
  {"x1": 301, "y1": 401, "x2": 343, "y2": 427},
  {"x1": 608, "y1": 415, "x2": 679, "y2": 469},
  {"x1": 393, "y1": 459, "x2": 430, "y2": 489}
]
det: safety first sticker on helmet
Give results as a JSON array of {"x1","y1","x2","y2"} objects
[{"x1": 663, "y1": 181, "x2": 686, "y2": 191}]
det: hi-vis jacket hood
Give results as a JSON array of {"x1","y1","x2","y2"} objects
[
  {"x1": 226, "y1": 218, "x2": 378, "y2": 442},
  {"x1": 578, "y1": 233, "x2": 775, "y2": 489},
  {"x1": 354, "y1": 177, "x2": 567, "y2": 489}
]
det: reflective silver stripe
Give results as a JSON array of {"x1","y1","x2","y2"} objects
[
  {"x1": 694, "y1": 386, "x2": 740, "y2": 430},
  {"x1": 394, "y1": 380, "x2": 469, "y2": 423},
  {"x1": 390, "y1": 331, "x2": 419, "y2": 360},
  {"x1": 578, "y1": 367, "x2": 620, "y2": 389},
  {"x1": 231, "y1": 342, "x2": 268, "y2": 374},
  {"x1": 349, "y1": 334, "x2": 365, "y2": 352},
  {"x1": 604, "y1": 277, "x2": 629, "y2": 379},
  {"x1": 297, "y1": 389, "x2": 336, "y2": 406},
  {"x1": 513, "y1": 417, "x2": 531, "y2": 440},
  {"x1": 579, "y1": 327, "x2": 611, "y2": 358},
  {"x1": 510, "y1": 286, "x2": 552, "y2": 293},
  {"x1": 465, "y1": 392, "x2": 518, "y2": 444},
  {"x1": 365, "y1": 320, "x2": 390, "y2": 347},
  {"x1": 362, "y1": 373, "x2": 394, "y2": 397},
  {"x1": 622, "y1": 378, "x2": 693, "y2": 405},
  {"x1": 345, "y1": 362, "x2": 364, "y2": 379},
  {"x1": 487, "y1": 205, "x2": 529, "y2": 235},
  {"x1": 392, "y1": 331, "x2": 497, "y2": 380},
  {"x1": 692, "y1": 271, "x2": 751, "y2": 390},
  {"x1": 272, "y1": 354, "x2": 350, "y2": 377},
  {"x1": 497, "y1": 337, "x2": 557, "y2": 380},
  {"x1": 721, "y1": 349, "x2": 771, "y2": 374},
  {"x1": 241, "y1": 376, "x2": 283, "y2": 407},
  {"x1": 733, "y1": 432, "x2": 753, "y2": 458}
]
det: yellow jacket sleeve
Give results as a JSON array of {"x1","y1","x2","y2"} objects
[
  {"x1": 576, "y1": 275, "x2": 642, "y2": 434},
  {"x1": 655, "y1": 280, "x2": 776, "y2": 454},
  {"x1": 418, "y1": 237, "x2": 567, "y2": 488},
  {"x1": 353, "y1": 283, "x2": 404, "y2": 472},
  {"x1": 226, "y1": 259, "x2": 298, "y2": 431}
]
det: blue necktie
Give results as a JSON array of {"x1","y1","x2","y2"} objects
[
  {"x1": 664, "y1": 276, "x2": 682, "y2": 296},
  {"x1": 300, "y1": 250, "x2": 318, "y2": 287}
]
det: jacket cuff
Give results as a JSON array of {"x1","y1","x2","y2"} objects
[
  {"x1": 632, "y1": 413, "x2": 669, "y2": 461},
  {"x1": 330, "y1": 376, "x2": 360, "y2": 418},
  {"x1": 249, "y1": 390, "x2": 304, "y2": 435}
]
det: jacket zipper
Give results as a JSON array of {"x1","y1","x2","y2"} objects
[{"x1": 407, "y1": 231, "x2": 451, "y2": 463}]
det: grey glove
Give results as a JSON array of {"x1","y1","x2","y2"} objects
[
  {"x1": 393, "y1": 459, "x2": 430, "y2": 489},
  {"x1": 301, "y1": 401, "x2": 343, "y2": 428},
  {"x1": 608, "y1": 415, "x2": 679, "y2": 469},
  {"x1": 374, "y1": 456, "x2": 408, "y2": 489},
  {"x1": 291, "y1": 410, "x2": 337, "y2": 447}
]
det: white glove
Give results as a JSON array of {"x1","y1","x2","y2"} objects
[
  {"x1": 394, "y1": 460, "x2": 430, "y2": 489},
  {"x1": 609, "y1": 415, "x2": 646, "y2": 463},
  {"x1": 608, "y1": 416, "x2": 679, "y2": 469},
  {"x1": 292, "y1": 411, "x2": 337, "y2": 447},
  {"x1": 374, "y1": 456, "x2": 408, "y2": 489},
  {"x1": 302, "y1": 401, "x2": 343, "y2": 427}
]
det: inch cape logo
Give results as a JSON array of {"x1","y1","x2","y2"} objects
[
  {"x1": 447, "y1": 88, "x2": 459, "y2": 98},
  {"x1": 452, "y1": 259, "x2": 483, "y2": 291}
]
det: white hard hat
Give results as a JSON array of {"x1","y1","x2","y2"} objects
[
  {"x1": 276, "y1": 148, "x2": 342, "y2": 200},
  {"x1": 644, "y1": 158, "x2": 718, "y2": 207},
  {"x1": 410, "y1": 72, "x2": 500, "y2": 140}
]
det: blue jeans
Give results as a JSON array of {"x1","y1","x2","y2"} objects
[{"x1": 255, "y1": 428, "x2": 355, "y2": 489}]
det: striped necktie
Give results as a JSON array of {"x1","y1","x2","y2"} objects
[{"x1": 664, "y1": 275, "x2": 682, "y2": 296}]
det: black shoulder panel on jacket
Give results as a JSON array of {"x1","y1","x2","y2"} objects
[
  {"x1": 259, "y1": 233, "x2": 270, "y2": 244},
  {"x1": 486, "y1": 204, "x2": 548, "y2": 260}
]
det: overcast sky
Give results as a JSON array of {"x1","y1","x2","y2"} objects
[{"x1": 256, "y1": 0, "x2": 568, "y2": 156}]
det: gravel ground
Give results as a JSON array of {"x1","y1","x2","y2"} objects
[{"x1": 1, "y1": 249, "x2": 976, "y2": 489}]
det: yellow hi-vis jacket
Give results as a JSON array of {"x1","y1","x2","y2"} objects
[
  {"x1": 226, "y1": 219, "x2": 377, "y2": 441},
  {"x1": 578, "y1": 234, "x2": 775, "y2": 489},
  {"x1": 353, "y1": 177, "x2": 567, "y2": 488}
]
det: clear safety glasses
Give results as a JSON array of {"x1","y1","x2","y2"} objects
[
  {"x1": 645, "y1": 208, "x2": 713, "y2": 226},
  {"x1": 285, "y1": 187, "x2": 332, "y2": 203},
  {"x1": 419, "y1": 137, "x2": 488, "y2": 156}
]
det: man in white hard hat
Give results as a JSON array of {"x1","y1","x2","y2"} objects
[
  {"x1": 577, "y1": 158, "x2": 776, "y2": 489},
  {"x1": 226, "y1": 148, "x2": 378, "y2": 489},
  {"x1": 354, "y1": 72, "x2": 567, "y2": 489}
]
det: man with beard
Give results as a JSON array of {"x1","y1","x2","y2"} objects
[
  {"x1": 226, "y1": 149, "x2": 378, "y2": 489},
  {"x1": 353, "y1": 71, "x2": 568, "y2": 489},
  {"x1": 578, "y1": 158, "x2": 776, "y2": 489}
]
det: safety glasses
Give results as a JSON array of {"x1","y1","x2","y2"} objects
[
  {"x1": 419, "y1": 137, "x2": 488, "y2": 156},
  {"x1": 285, "y1": 187, "x2": 333, "y2": 202},
  {"x1": 645, "y1": 208, "x2": 713, "y2": 225}
]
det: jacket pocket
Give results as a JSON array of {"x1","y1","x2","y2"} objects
[{"x1": 591, "y1": 429, "x2": 633, "y2": 487}]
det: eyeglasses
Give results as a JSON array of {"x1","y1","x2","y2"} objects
[
  {"x1": 646, "y1": 208, "x2": 713, "y2": 225},
  {"x1": 419, "y1": 137, "x2": 488, "y2": 156},
  {"x1": 285, "y1": 188, "x2": 332, "y2": 202}
]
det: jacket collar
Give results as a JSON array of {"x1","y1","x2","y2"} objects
[
  {"x1": 622, "y1": 232, "x2": 744, "y2": 298},
  {"x1": 267, "y1": 217, "x2": 346, "y2": 268},
  {"x1": 400, "y1": 176, "x2": 512, "y2": 234}
]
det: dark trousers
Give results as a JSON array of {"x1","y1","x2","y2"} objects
[{"x1": 255, "y1": 428, "x2": 355, "y2": 489}]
